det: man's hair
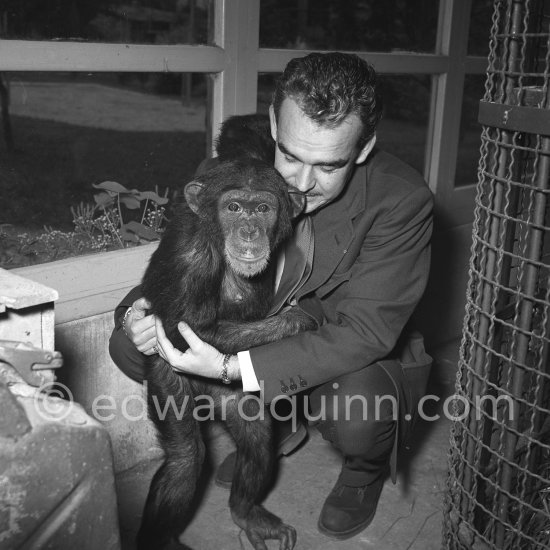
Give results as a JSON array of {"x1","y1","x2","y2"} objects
[{"x1": 272, "y1": 52, "x2": 383, "y2": 148}]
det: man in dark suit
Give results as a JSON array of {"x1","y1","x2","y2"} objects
[{"x1": 109, "y1": 52, "x2": 433, "y2": 540}]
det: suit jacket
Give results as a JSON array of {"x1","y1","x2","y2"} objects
[
  {"x1": 250, "y1": 147, "x2": 434, "y2": 402},
  {"x1": 110, "y1": 147, "x2": 433, "y2": 405}
]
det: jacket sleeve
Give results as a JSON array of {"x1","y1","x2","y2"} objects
[
  {"x1": 108, "y1": 285, "x2": 147, "y2": 383},
  {"x1": 250, "y1": 184, "x2": 434, "y2": 402}
]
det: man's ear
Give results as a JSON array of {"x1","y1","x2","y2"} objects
[
  {"x1": 269, "y1": 104, "x2": 278, "y2": 142},
  {"x1": 355, "y1": 134, "x2": 377, "y2": 165},
  {"x1": 183, "y1": 181, "x2": 205, "y2": 214}
]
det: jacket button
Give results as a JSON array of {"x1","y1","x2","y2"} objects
[
  {"x1": 289, "y1": 377, "x2": 297, "y2": 391},
  {"x1": 280, "y1": 380, "x2": 289, "y2": 393},
  {"x1": 298, "y1": 375, "x2": 307, "y2": 387}
]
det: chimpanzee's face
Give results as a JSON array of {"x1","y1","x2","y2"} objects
[
  {"x1": 269, "y1": 98, "x2": 375, "y2": 214},
  {"x1": 184, "y1": 160, "x2": 305, "y2": 281},
  {"x1": 217, "y1": 187, "x2": 279, "y2": 277}
]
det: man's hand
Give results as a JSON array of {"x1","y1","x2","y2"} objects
[
  {"x1": 124, "y1": 298, "x2": 158, "y2": 355},
  {"x1": 156, "y1": 318, "x2": 241, "y2": 381}
]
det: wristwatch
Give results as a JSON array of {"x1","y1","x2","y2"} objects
[{"x1": 220, "y1": 354, "x2": 232, "y2": 385}]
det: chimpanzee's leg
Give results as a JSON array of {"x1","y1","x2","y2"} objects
[
  {"x1": 137, "y1": 359, "x2": 205, "y2": 550},
  {"x1": 219, "y1": 387, "x2": 297, "y2": 550}
]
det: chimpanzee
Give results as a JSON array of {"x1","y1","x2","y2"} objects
[
  {"x1": 137, "y1": 115, "x2": 317, "y2": 550},
  {"x1": 216, "y1": 113, "x2": 275, "y2": 165}
]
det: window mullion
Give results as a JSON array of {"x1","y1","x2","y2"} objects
[
  {"x1": 425, "y1": 0, "x2": 473, "y2": 220},
  {"x1": 209, "y1": 0, "x2": 260, "y2": 154}
]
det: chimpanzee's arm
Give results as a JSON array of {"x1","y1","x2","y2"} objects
[{"x1": 205, "y1": 308, "x2": 318, "y2": 355}]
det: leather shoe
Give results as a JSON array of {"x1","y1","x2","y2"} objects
[
  {"x1": 317, "y1": 474, "x2": 385, "y2": 539},
  {"x1": 215, "y1": 420, "x2": 307, "y2": 488}
]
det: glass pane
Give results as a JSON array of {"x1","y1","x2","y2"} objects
[
  {"x1": 0, "y1": 72, "x2": 207, "y2": 269},
  {"x1": 258, "y1": 73, "x2": 428, "y2": 178},
  {"x1": 468, "y1": 0, "x2": 494, "y2": 56},
  {"x1": 1, "y1": 0, "x2": 211, "y2": 45},
  {"x1": 260, "y1": 0, "x2": 439, "y2": 53},
  {"x1": 455, "y1": 74, "x2": 485, "y2": 187},
  {"x1": 377, "y1": 74, "x2": 430, "y2": 175}
]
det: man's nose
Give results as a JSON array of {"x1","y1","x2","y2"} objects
[{"x1": 294, "y1": 164, "x2": 315, "y2": 193}]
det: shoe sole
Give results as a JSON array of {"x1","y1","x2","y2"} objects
[
  {"x1": 214, "y1": 423, "x2": 308, "y2": 490},
  {"x1": 278, "y1": 422, "x2": 308, "y2": 456},
  {"x1": 317, "y1": 477, "x2": 385, "y2": 540},
  {"x1": 316, "y1": 509, "x2": 376, "y2": 540},
  {"x1": 214, "y1": 477, "x2": 233, "y2": 490}
]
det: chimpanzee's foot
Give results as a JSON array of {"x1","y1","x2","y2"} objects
[{"x1": 231, "y1": 505, "x2": 297, "y2": 550}]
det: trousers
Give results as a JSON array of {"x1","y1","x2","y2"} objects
[
  {"x1": 305, "y1": 332, "x2": 432, "y2": 486},
  {"x1": 308, "y1": 362, "x2": 398, "y2": 486}
]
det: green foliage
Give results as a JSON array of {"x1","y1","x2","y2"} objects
[{"x1": 0, "y1": 182, "x2": 170, "y2": 269}]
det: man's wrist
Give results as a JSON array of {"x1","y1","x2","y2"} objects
[{"x1": 227, "y1": 355, "x2": 241, "y2": 381}]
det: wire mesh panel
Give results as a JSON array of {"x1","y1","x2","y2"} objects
[{"x1": 443, "y1": 1, "x2": 550, "y2": 548}]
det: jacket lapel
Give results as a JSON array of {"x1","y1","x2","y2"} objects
[
  {"x1": 268, "y1": 216, "x2": 313, "y2": 315},
  {"x1": 268, "y1": 162, "x2": 367, "y2": 312},
  {"x1": 299, "y1": 163, "x2": 367, "y2": 296}
]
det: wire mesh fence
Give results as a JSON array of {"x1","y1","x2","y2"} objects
[{"x1": 443, "y1": 0, "x2": 550, "y2": 548}]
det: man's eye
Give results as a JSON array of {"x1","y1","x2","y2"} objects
[
  {"x1": 257, "y1": 204, "x2": 270, "y2": 213},
  {"x1": 284, "y1": 155, "x2": 296, "y2": 163},
  {"x1": 228, "y1": 202, "x2": 241, "y2": 212},
  {"x1": 320, "y1": 166, "x2": 336, "y2": 174}
]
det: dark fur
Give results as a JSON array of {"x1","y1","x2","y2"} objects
[
  {"x1": 216, "y1": 113, "x2": 275, "y2": 165},
  {"x1": 137, "y1": 116, "x2": 316, "y2": 550}
]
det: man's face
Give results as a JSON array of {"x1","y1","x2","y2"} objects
[{"x1": 269, "y1": 98, "x2": 375, "y2": 214}]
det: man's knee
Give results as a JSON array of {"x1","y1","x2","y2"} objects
[
  {"x1": 309, "y1": 363, "x2": 398, "y2": 418},
  {"x1": 108, "y1": 328, "x2": 147, "y2": 384},
  {"x1": 308, "y1": 363, "x2": 399, "y2": 456}
]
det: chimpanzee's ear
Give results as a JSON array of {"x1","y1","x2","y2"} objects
[
  {"x1": 184, "y1": 181, "x2": 205, "y2": 214},
  {"x1": 287, "y1": 186, "x2": 307, "y2": 218}
]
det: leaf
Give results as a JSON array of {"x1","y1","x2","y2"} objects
[
  {"x1": 136, "y1": 191, "x2": 169, "y2": 205},
  {"x1": 119, "y1": 224, "x2": 140, "y2": 242},
  {"x1": 92, "y1": 181, "x2": 131, "y2": 194},
  {"x1": 119, "y1": 195, "x2": 141, "y2": 209},
  {"x1": 94, "y1": 192, "x2": 115, "y2": 207},
  {"x1": 124, "y1": 221, "x2": 161, "y2": 241}
]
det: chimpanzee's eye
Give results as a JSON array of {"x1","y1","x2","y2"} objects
[
  {"x1": 228, "y1": 202, "x2": 241, "y2": 212},
  {"x1": 257, "y1": 204, "x2": 270, "y2": 213}
]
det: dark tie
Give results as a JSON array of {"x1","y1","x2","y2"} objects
[{"x1": 269, "y1": 216, "x2": 314, "y2": 315}]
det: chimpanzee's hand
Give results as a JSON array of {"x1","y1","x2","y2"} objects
[
  {"x1": 155, "y1": 318, "x2": 241, "y2": 381},
  {"x1": 125, "y1": 298, "x2": 158, "y2": 356}
]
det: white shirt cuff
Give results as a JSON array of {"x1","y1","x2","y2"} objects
[{"x1": 238, "y1": 350, "x2": 261, "y2": 392}]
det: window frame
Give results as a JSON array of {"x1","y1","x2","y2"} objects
[{"x1": 5, "y1": 0, "x2": 485, "y2": 323}]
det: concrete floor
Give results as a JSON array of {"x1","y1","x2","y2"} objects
[{"x1": 115, "y1": 340, "x2": 460, "y2": 550}]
